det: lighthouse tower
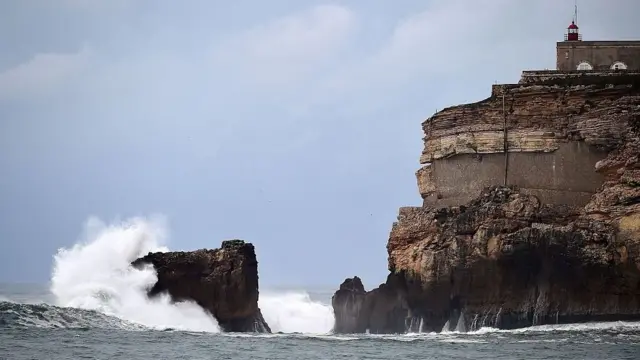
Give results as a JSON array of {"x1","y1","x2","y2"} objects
[
  {"x1": 565, "y1": 2, "x2": 581, "y2": 41},
  {"x1": 565, "y1": 21, "x2": 581, "y2": 41}
]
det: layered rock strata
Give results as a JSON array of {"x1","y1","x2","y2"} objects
[
  {"x1": 132, "y1": 239, "x2": 271, "y2": 333},
  {"x1": 418, "y1": 73, "x2": 640, "y2": 208},
  {"x1": 332, "y1": 71, "x2": 640, "y2": 333}
]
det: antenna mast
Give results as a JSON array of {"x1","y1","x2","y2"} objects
[{"x1": 574, "y1": 0, "x2": 578, "y2": 24}]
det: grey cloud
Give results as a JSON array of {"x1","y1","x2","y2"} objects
[{"x1": 1, "y1": 0, "x2": 639, "y2": 287}]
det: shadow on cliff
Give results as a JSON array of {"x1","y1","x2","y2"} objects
[{"x1": 333, "y1": 185, "x2": 640, "y2": 334}]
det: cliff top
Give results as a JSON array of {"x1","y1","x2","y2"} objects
[
  {"x1": 419, "y1": 71, "x2": 640, "y2": 164},
  {"x1": 423, "y1": 70, "x2": 640, "y2": 127}
]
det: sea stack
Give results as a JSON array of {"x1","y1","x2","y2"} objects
[
  {"x1": 332, "y1": 19, "x2": 640, "y2": 334},
  {"x1": 132, "y1": 239, "x2": 271, "y2": 333}
]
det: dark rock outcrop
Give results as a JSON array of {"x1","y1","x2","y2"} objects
[
  {"x1": 332, "y1": 277, "x2": 368, "y2": 333},
  {"x1": 332, "y1": 276, "x2": 409, "y2": 334},
  {"x1": 132, "y1": 239, "x2": 271, "y2": 333},
  {"x1": 332, "y1": 71, "x2": 640, "y2": 334}
]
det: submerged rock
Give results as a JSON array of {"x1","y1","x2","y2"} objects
[{"x1": 132, "y1": 239, "x2": 271, "y2": 333}]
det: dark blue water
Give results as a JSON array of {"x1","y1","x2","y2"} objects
[{"x1": 2, "y1": 284, "x2": 639, "y2": 360}]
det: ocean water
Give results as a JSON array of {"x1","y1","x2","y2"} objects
[{"x1": 1, "y1": 217, "x2": 639, "y2": 359}]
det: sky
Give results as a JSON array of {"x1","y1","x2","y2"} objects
[{"x1": 1, "y1": 0, "x2": 639, "y2": 289}]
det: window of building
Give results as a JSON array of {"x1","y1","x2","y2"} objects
[
  {"x1": 577, "y1": 61, "x2": 593, "y2": 71},
  {"x1": 611, "y1": 61, "x2": 628, "y2": 70}
]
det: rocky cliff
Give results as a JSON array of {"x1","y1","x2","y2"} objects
[
  {"x1": 333, "y1": 71, "x2": 640, "y2": 333},
  {"x1": 132, "y1": 239, "x2": 271, "y2": 333}
]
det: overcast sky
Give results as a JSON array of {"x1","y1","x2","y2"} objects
[{"x1": 1, "y1": 0, "x2": 639, "y2": 288}]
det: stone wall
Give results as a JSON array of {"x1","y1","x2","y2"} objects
[
  {"x1": 419, "y1": 142, "x2": 606, "y2": 207},
  {"x1": 556, "y1": 40, "x2": 640, "y2": 71},
  {"x1": 519, "y1": 70, "x2": 640, "y2": 85}
]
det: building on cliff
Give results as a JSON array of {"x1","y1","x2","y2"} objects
[
  {"x1": 418, "y1": 13, "x2": 640, "y2": 208},
  {"x1": 557, "y1": 16, "x2": 640, "y2": 71},
  {"x1": 332, "y1": 7, "x2": 640, "y2": 335}
]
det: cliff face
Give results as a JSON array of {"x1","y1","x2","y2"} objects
[
  {"x1": 418, "y1": 74, "x2": 640, "y2": 208},
  {"x1": 332, "y1": 72, "x2": 640, "y2": 333},
  {"x1": 132, "y1": 240, "x2": 271, "y2": 333}
]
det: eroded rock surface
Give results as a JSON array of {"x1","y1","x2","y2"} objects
[
  {"x1": 132, "y1": 239, "x2": 271, "y2": 333},
  {"x1": 387, "y1": 186, "x2": 640, "y2": 333},
  {"x1": 332, "y1": 72, "x2": 640, "y2": 334}
]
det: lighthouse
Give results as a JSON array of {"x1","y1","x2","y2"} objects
[
  {"x1": 565, "y1": 21, "x2": 581, "y2": 42},
  {"x1": 564, "y1": 2, "x2": 581, "y2": 41},
  {"x1": 556, "y1": 2, "x2": 639, "y2": 71}
]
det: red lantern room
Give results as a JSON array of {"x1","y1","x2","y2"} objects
[{"x1": 565, "y1": 21, "x2": 581, "y2": 41}]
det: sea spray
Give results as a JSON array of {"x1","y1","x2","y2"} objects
[
  {"x1": 48, "y1": 216, "x2": 336, "y2": 334},
  {"x1": 50, "y1": 216, "x2": 221, "y2": 332},
  {"x1": 259, "y1": 291, "x2": 334, "y2": 334}
]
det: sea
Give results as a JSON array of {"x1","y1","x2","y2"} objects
[{"x1": 1, "y1": 217, "x2": 639, "y2": 359}]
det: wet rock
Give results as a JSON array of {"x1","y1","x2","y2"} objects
[
  {"x1": 386, "y1": 186, "x2": 640, "y2": 332},
  {"x1": 132, "y1": 239, "x2": 271, "y2": 333},
  {"x1": 331, "y1": 276, "x2": 408, "y2": 334},
  {"x1": 331, "y1": 277, "x2": 368, "y2": 333}
]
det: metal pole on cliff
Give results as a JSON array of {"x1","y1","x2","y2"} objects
[{"x1": 503, "y1": 89, "x2": 508, "y2": 186}]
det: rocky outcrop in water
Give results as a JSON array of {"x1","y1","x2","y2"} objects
[
  {"x1": 132, "y1": 239, "x2": 271, "y2": 333},
  {"x1": 332, "y1": 71, "x2": 640, "y2": 334},
  {"x1": 331, "y1": 276, "x2": 408, "y2": 334}
]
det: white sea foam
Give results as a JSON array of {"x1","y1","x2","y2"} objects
[
  {"x1": 50, "y1": 216, "x2": 220, "y2": 332},
  {"x1": 259, "y1": 291, "x2": 334, "y2": 334},
  {"x1": 463, "y1": 320, "x2": 640, "y2": 335}
]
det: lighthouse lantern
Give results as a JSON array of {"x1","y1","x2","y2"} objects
[{"x1": 565, "y1": 21, "x2": 581, "y2": 41}]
